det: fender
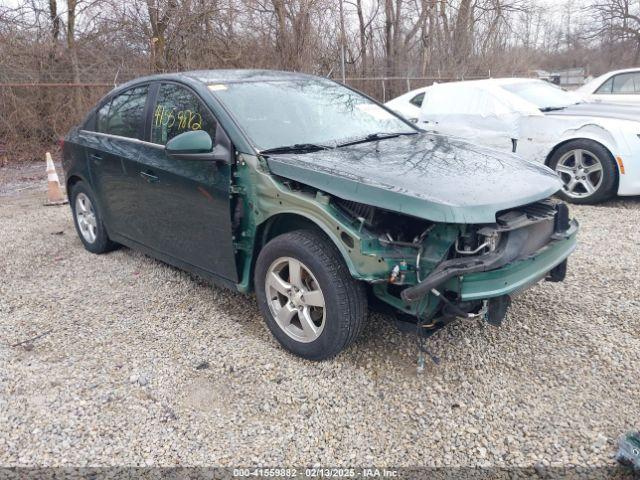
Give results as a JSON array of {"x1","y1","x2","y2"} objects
[
  {"x1": 547, "y1": 123, "x2": 622, "y2": 166},
  {"x1": 543, "y1": 123, "x2": 637, "y2": 194},
  {"x1": 257, "y1": 209, "x2": 362, "y2": 280},
  {"x1": 232, "y1": 154, "x2": 404, "y2": 293}
]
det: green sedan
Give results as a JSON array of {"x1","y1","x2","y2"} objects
[{"x1": 62, "y1": 70, "x2": 578, "y2": 360}]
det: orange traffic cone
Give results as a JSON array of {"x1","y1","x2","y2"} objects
[{"x1": 45, "y1": 152, "x2": 68, "y2": 206}]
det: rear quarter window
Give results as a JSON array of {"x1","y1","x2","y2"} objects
[{"x1": 409, "y1": 92, "x2": 425, "y2": 108}]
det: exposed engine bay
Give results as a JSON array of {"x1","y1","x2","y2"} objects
[
  {"x1": 332, "y1": 195, "x2": 572, "y2": 326},
  {"x1": 270, "y1": 177, "x2": 575, "y2": 345},
  {"x1": 329, "y1": 194, "x2": 575, "y2": 369},
  {"x1": 333, "y1": 198, "x2": 432, "y2": 246}
]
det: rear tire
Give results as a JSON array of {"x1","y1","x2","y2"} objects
[
  {"x1": 70, "y1": 181, "x2": 118, "y2": 254},
  {"x1": 548, "y1": 139, "x2": 617, "y2": 204},
  {"x1": 254, "y1": 229, "x2": 367, "y2": 360}
]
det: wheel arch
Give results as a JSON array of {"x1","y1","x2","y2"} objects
[
  {"x1": 544, "y1": 136, "x2": 620, "y2": 198},
  {"x1": 65, "y1": 173, "x2": 114, "y2": 238},
  {"x1": 66, "y1": 174, "x2": 86, "y2": 193},
  {"x1": 246, "y1": 211, "x2": 362, "y2": 292},
  {"x1": 545, "y1": 135, "x2": 618, "y2": 170}
]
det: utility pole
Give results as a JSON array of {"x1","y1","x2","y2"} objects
[{"x1": 339, "y1": 0, "x2": 346, "y2": 83}]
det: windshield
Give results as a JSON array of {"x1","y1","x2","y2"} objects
[
  {"x1": 209, "y1": 79, "x2": 414, "y2": 150},
  {"x1": 501, "y1": 81, "x2": 580, "y2": 110}
]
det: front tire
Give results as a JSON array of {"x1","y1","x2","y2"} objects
[
  {"x1": 254, "y1": 230, "x2": 367, "y2": 360},
  {"x1": 549, "y1": 139, "x2": 617, "y2": 204},
  {"x1": 70, "y1": 181, "x2": 118, "y2": 254}
]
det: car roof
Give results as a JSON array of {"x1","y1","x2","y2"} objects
[
  {"x1": 184, "y1": 69, "x2": 320, "y2": 83},
  {"x1": 437, "y1": 77, "x2": 540, "y2": 87},
  {"x1": 390, "y1": 77, "x2": 562, "y2": 116},
  {"x1": 409, "y1": 77, "x2": 541, "y2": 93},
  {"x1": 386, "y1": 78, "x2": 543, "y2": 104},
  {"x1": 577, "y1": 68, "x2": 640, "y2": 93},
  {"x1": 594, "y1": 67, "x2": 640, "y2": 77},
  {"x1": 114, "y1": 69, "x2": 320, "y2": 92}
]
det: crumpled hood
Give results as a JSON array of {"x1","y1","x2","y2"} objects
[
  {"x1": 546, "y1": 102, "x2": 640, "y2": 123},
  {"x1": 265, "y1": 133, "x2": 562, "y2": 224}
]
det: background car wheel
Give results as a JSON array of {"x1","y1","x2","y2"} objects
[
  {"x1": 549, "y1": 139, "x2": 617, "y2": 204},
  {"x1": 70, "y1": 182, "x2": 118, "y2": 254},
  {"x1": 254, "y1": 229, "x2": 367, "y2": 361}
]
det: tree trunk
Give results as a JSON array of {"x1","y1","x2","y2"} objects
[
  {"x1": 66, "y1": 0, "x2": 81, "y2": 112},
  {"x1": 272, "y1": 0, "x2": 288, "y2": 68},
  {"x1": 49, "y1": 0, "x2": 60, "y2": 41},
  {"x1": 453, "y1": 0, "x2": 472, "y2": 72},
  {"x1": 356, "y1": 0, "x2": 367, "y2": 76},
  {"x1": 384, "y1": 0, "x2": 394, "y2": 77},
  {"x1": 146, "y1": 0, "x2": 177, "y2": 72}
]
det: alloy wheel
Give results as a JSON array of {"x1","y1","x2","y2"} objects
[
  {"x1": 554, "y1": 149, "x2": 603, "y2": 199},
  {"x1": 75, "y1": 192, "x2": 98, "y2": 244},
  {"x1": 265, "y1": 256, "x2": 326, "y2": 343}
]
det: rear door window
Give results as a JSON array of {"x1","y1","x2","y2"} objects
[
  {"x1": 96, "y1": 86, "x2": 148, "y2": 138},
  {"x1": 151, "y1": 83, "x2": 216, "y2": 145}
]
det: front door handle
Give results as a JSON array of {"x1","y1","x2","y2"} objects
[
  {"x1": 139, "y1": 171, "x2": 159, "y2": 183},
  {"x1": 89, "y1": 153, "x2": 103, "y2": 161}
]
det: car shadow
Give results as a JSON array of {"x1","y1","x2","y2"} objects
[
  {"x1": 598, "y1": 195, "x2": 640, "y2": 209},
  {"x1": 112, "y1": 241, "x2": 499, "y2": 383}
]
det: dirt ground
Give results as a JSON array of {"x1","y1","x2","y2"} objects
[{"x1": 1, "y1": 164, "x2": 639, "y2": 471}]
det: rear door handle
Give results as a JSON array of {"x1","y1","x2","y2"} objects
[
  {"x1": 139, "y1": 171, "x2": 159, "y2": 183},
  {"x1": 89, "y1": 153, "x2": 103, "y2": 161}
]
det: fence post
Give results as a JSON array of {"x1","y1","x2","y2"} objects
[
  {"x1": 406, "y1": 76, "x2": 411, "y2": 92},
  {"x1": 382, "y1": 79, "x2": 386, "y2": 102}
]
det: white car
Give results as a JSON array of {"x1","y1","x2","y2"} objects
[
  {"x1": 385, "y1": 78, "x2": 640, "y2": 203},
  {"x1": 577, "y1": 68, "x2": 640, "y2": 105},
  {"x1": 385, "y1": 89, "x2": 427, "y2": 123}
]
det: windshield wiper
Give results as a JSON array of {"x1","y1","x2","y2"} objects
[
  {"x1": 260, "y1": 143, "x2": 331, "y2": 155},
  {"x1": 336, "y1": 131, "x2": 417, "y2": 148},
  {"x1": 540, "y1": 106, "x2": 568, "y2": 112}
]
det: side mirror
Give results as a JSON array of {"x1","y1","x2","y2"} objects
[{"x1": 165, "y1": 130, "x2": 230, "y2": 163}]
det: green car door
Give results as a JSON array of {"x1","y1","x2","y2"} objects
[{"x1": 132, "y1": 81, "x2": 238, "y2": 282}]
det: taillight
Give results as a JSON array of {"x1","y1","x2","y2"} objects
[{"x1": 58, "y1": 138, "x2": 65, "y2": 150}]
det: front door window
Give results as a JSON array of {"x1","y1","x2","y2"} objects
[{"x1": 151, "y1": 83, "x2": 217, "y2": 145}]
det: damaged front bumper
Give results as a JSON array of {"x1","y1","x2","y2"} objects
[
  {"x1": 449, "y1": 222, "x2": 577, "y2": 301},
  {"x1": 401, "y1": 203, "x2": 579, "y2": 305}
]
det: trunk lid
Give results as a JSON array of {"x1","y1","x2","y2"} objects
[{"x1": 546, "y1": 102, "x2": 640, "y2": 122}]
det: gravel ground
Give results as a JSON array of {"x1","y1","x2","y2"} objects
[{"x1": 1, "y1": 165, "x2": 639, "y2": 470}]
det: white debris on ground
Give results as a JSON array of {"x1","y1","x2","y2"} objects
[{"x1": 0, "y1": 165, "x2": 639, "y2": 468}]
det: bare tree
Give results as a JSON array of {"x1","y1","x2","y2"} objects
[
  {"x1": 589, "y1": 0, "x2": 640, "y2": 60},
  {"x1": 1, "y1": 0, "x2": 639, "y2": 162}
]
